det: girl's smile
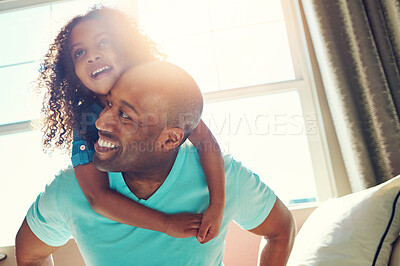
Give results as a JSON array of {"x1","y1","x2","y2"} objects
[
  {"x1": 70, "y1": 18, "x2": 128, "y2": 96},
  {"x1": 92, "y1": 65, "x2": 112, "y2": 78}
]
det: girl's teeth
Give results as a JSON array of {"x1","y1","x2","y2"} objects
[{"x1": 92, "y1": 66, "x2": 110, "y2": 76}]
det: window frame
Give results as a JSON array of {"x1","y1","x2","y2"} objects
[{"x1": 201, "y1": 0, "x2": 350, "y2": 201}]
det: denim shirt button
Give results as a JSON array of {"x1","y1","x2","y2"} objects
[{"x1": 80, "y1": 145, "x2": 86, "y2": 151}]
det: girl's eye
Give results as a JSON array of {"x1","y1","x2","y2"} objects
[
  {"x1": 100, "y1": 39, "x2": 111, "y2": 47},
  {"x1": 74, "y1": 49, "x2": 86, "y2": 59},
  {"x1": 106, "y1": 100, "x2": 112, "y2": 108}
]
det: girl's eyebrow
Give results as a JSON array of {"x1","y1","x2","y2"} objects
[
  {"x1": 70, "y1": 32, "x2": 111, "y2": 49},
  {"x1": 94, "y1": 31, "x2": 111, "y2": 39},
  {"x1": 70, "y1": 42, "x2": 81, "y2": 50}
]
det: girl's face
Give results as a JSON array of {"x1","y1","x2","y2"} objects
[{"x1": 70, "y1": 19, "x2": 128, "y2": 96}]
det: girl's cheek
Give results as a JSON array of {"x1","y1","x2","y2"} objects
[{"x1": 116, "y1": 55, "x2": 131, "y2": 74}]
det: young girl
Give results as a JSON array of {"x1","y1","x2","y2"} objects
[{"x1": 37, "y1": 6, "x2": 224, "y2": 244}]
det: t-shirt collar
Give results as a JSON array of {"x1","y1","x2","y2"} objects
[{"x1": 108, "y1": 146, "x2": 187, "y2": 207}]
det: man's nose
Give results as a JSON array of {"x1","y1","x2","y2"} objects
[{"x1": 95, "y1": 109, "x2": 117, "y2": 132}]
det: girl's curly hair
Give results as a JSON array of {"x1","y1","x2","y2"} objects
[{"x1": 37, "y1": 6, "x2": 164, "y2": 154}]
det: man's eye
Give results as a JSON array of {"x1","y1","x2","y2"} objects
[
  {"x1": 120, "y1": 111, "x2": 129, "y2": 119},
  {"x1": 106, "y1": 100, "x2": 112, "y2": 108},
  {"x1": 74, "y1": 49, "x2": 86, "y2": 59},
  {"x1": 100, "y1": 39, "x2": 111, "y2": 47}
]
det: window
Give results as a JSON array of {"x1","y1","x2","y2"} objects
[
  {"x1": 0, "y1": 0, "x2": 337, "y2": 246},
  {"x1": 137, "y1": 0, "x2": 334, "y2": 204}
]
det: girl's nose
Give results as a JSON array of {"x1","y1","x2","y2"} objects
[
  {"x1": 88, "y1": 56, "x2": 101, "y2": 63},
  {"x1": 87, "y1": 51, "x2": 102, "y2": 63}
]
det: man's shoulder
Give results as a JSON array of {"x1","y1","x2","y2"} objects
[
  {"x1": 222, "y1": 153, "x2": 247, "y2": 174},
  {"x1": 41, "y1": 165, "x2": 85, "y2": 211},
  {"x1": 180, "y1": 142, "x2": 197, "y2": 152},
  {"x1": 180, "y1": 142, "x2": 234, "y2": 161},
  {"x1": 181, "y1": 141, "x2": 248, "y2": 169},
  {"x1": 55, "y1": 165, "x2": 75, "y2": 177},
  {"x1": 180, "y1": 142, "x2": 253, "y2": 184},
  {"x1": 50, "y1": 165, "x2": 79, "y2": 190}
]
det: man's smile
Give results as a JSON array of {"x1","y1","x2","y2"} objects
[{"x1": 94, "y1": 137, "x2": 119, "y2": 154}]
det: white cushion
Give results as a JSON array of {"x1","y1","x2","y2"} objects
[
  {"x1": 389, "y1": 235, "x2": 400, "y2": 266},
  {"x1": 288, "y1": 175, "x2": 400, "y2": 266}
]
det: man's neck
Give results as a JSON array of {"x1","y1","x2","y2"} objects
[{"x1": 122, "y1": 150, "x2": 179, "y2": 200}]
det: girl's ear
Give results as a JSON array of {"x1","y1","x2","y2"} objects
[{"x1": 159, "y1": 127, "x2": 185, "y2": 151}]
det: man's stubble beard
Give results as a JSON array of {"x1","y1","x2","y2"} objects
[
  {"x1": 92, "y1": 149, "x2": 130, "y2": 173},
  {"x1": 93, "y1": 141, "x2": 154, "y2": 173}
]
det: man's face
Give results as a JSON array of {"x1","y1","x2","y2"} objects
[{"x1": 93, "y1": 74, "x2": 164, "y2": 172}]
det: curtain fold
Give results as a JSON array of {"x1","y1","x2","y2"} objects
[{"x1": 301, "y1": 0, "x2": 400, "y2": 191}]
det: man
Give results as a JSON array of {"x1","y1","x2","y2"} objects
[{"x1": 16, "y1": 62, "x2": 295, "y2": 265}]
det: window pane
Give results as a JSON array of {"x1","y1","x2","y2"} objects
[
  {"x1": 0, "y1": 5, "x2": 51, "y2": 66},
  {"x1": 214, "y1": 21, "x2": 295, "y2": 90},
  {"x1": 210, "y1": 0, "x2": 284, "y2": 30},
  {"x1": 202, "y1": 91, "x2": 318, "y2": 204},
  {"x1": 138, "y1": 0, "x2": 211, "y2": 38},
  {"x1": 0, "y1": 131, "x2": 69, "y2": 246},
  {"x1": 0, "y1": 63, "x2": 40, "y2": 125},
  {"x1": 138, "y1": 0, "x2": 295, "y2": 92},
  {"x1": 159, "y1": 33, "x2": 220, "y2": 93}
]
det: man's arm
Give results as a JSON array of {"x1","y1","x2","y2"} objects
[
  {"x1": 249, "y1": 198, "x2": 296, "y2": 266},
  {"x1": 15, "y1": 218, "x2": 60, "y2": 266}
]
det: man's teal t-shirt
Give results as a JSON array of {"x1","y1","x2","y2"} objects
[{"x1": 26, "y1": 144, "x2": 276, "y2": 266}]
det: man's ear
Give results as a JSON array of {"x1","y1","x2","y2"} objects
[{"x1": 159, "y1": 127, "x2": 185, "y2": 151}]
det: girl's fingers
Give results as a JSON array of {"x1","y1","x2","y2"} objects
[
  {"x1": 184, "y1": 229, "x2": 199, "y2": 237},
  {"x1": 189, "y1": 215, "x2": 203, "y2": 222},
  {"x1": 189, "y1": 221, "x2": 202, "y2": 228},
  {"x1": 197, "y1": 222, "x2": 211, "y2": 242}
]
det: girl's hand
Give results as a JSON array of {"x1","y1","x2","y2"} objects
[
  {"x1": 164, "y1": 213, "x2": 203, "y2": 238},
  {"x1": 196, "y1": 203, "x2": 224, "y2": 244}
]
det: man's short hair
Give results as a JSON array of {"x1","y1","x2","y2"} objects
[{"x1": 129, "y1": 62, "x2": 203, "y2": 143}]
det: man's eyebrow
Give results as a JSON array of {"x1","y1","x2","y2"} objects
[{"x1": 121, "y1": 100, "x2": 138, "y2": 114}]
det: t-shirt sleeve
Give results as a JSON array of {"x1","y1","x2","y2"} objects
[
  {"x1": 71, "y1": 103, "x2": 101, "y2": 167},
  {"x1": 26, "y1": 179, "x2": 71, "y2": 247},
  {"x1": 71, "y1": 130, "x2": 96, "y2": 167},
  {"x1": 229, "y1": 158, "x2": 277, "y2": 230}
]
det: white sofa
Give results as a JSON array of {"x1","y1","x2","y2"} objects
[{"x1": 288, "y1": 175, "x2": 400, "y2": 266}]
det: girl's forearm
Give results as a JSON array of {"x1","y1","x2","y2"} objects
[
  {"x1": 198, "y1": 147, "x2": 225, "y2": 207},
  {"x1": 74, "y1": 163, "x2": 168, "y2": 233},
  {"x1": 93, "y1": 189, "x2": 169, "y2": 232},
  {"x1": 188, "y1": 120, "x2": 225, "y2": 208}
]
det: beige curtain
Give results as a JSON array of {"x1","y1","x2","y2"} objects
[{"x1": 301, "y1": 0, "x2": 400, "y2": 191}]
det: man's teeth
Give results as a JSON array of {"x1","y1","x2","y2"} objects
[
  {"x1": 92, "y1": 66, "x2": 110, "y2": 76},
  {"x1": 98, "y1": 138, "x2": 117, "y2": 148}
]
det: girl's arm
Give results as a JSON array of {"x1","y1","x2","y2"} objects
[
  {"x1": 188, "y1": 119, "x2": 225, "y2": 244},
  {"x1": 74, "y1": 162, "x2": 202, "y2": 238}
]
